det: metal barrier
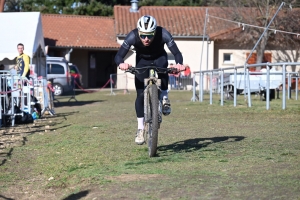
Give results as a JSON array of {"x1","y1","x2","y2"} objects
[
  {"x1": 192, "y1": 62, "x2": 300, "y2": 110},
  {"x1": 0, "y1": 70, "x2": 52, "y2": 127},
  {"x1": 0, "y1": 73, "x2": 31, "y2": 126},
  {"x1": 34, "y1": 78, "x2": 55, "y2": 116},
  {"x1": 109, "y1": 73, "x2": 197, "y2": 94},
  {"x1": 168, "y1": 75, "x2": 194, "y2": 90}
]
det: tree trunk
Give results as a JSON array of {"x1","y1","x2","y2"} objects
[
  {"x1": 0, "y1": 0, "x2": 5, "y2": 12},
  {"x1": 256, "y1": 32, "x2": 269, "y2": 64}
]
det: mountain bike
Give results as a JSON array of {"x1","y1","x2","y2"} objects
[{"x1": 126, "y1": 66, "x2": 179, "y2": 157}]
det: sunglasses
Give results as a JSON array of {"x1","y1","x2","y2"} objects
[{"x1": 139, "y1": 34, "x2": 154, "y2": 39}]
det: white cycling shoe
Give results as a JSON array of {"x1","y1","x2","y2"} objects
[{"x1": 135, "y1": 129, "x2": 145, "y2": 145}]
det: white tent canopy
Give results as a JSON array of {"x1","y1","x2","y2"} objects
[
  {"x1": 0, "y1": 12, "x2": 46, "y2": 60},
  {"x1": 0, "y1": 12, "x2": 46, "y2": 77}
]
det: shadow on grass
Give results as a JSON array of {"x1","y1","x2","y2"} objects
[
  {"x1": 51, "y1": 111, "x2": 80, "y2": 119},
  {"x1": 0, "y1": 148, "x2": 13, "y2": 166},
  {"x1": 73, "y1": 90, "x2": 100, "y2": 95},
  {"x1": 62, "y1": 190, "x2": 89, "y2": 200},
  {"x1": 0, "y1": 194, "x2": 14, "y2": 200},
  {"x1": 21, "y1": 124, "x2": 72, "y2": 135},
  {"x1": 0, "y1": 137, "x2": 28, "y2": 166},
  {"x1": 54, "y1": 100, "x2": 105, "y2": 108},
  {"x1": 158, "y1": 136, "x2": 245, "y2": 154},
  {"x1": 124, "y1": 136, "x2": 246, "y2": 166}
]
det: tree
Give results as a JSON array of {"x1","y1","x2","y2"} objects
[
  {"x1": 272, "y1": 9, "x2": 300, "y2": 72},
  {"x1": 3, "y1": 0, "x2": 22, "y2": 11},
  {"x1": 1, "y1": 0, "x2": 128, "y2": 15},
  {"x1": 2, "y1": 0, "x2": 211, "y2": 13},
  {"x1": 0, "y1": 0, "x2": 5, "y2": 12},
  {"x1": 210, "y1": 0, "x2": 300, "y2": 63},
  {"x1": 19, "y1": 0, "x2": 112, "y2": 15},
  {"x1": 138, "y1": 0, "x2": 207, "y2": 6}
]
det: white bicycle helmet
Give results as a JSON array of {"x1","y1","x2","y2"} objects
[{"x1": 137, "y1": 15, "x2": 157, "y2": 33}]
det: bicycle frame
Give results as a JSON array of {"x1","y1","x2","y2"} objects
[
  {"x1": 143, "y1": 68, "x2": 161, "y2": 87},
  {"x1": 125, "y1": 66, "x2": 180, "y2": 157},
  {"x1": 144, "y1": 68, "x2": 161, "y2": 124}
]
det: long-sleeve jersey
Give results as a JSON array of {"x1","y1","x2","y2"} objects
[
  {"x1": 115, "y1": 26, "x2": 183, "y2": 66},
  {"x1": 16, "y1": 53, "x2": 30, "y2": 79}
]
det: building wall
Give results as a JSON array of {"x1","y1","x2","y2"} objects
[
  {"x1": 70, "y1": 49, "x2": 89, "y2": 87},
  {"x1": 51, "y1": 48, "x2": 117, "y2": 88},
  {"x1": 116, "y1": 37, "x2": 214, "y2": 90},
  {"x1": 215, "y1": 42, "x2": 300, "y2": 73}
]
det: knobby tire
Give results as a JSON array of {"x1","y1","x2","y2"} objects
[{"x1": 148, "y1": 84, "x2": 159, "y2": 157}]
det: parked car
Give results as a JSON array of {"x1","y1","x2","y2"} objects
[
  {"x1": 46, "y1": 57, "x2": 72, "y2": 96},
  {"x1": 68, "y1": 64, "x2": 83, "y2": 88}
]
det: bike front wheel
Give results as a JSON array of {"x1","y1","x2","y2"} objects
[{"x1": 147, "y1": 84, "x2": 159, "y2": 157}]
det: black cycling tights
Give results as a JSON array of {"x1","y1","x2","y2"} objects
[{"x1": 135, "y1": 54, "x2": 169, "y2": 118}]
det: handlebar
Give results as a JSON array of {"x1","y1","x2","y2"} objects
[{"x1": 124, "y1": 66, "x2": 182, "y2": 75}]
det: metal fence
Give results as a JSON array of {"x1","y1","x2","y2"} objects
[
  {"x1": 191, "y1": 62, "x2": 299, "y2": 110},
  {"x1": 109, "y1": 73, "x2": 198, "y2": 93},
  {"x1": 0, "y1": 70, "x2": 53, "y2": 127}
]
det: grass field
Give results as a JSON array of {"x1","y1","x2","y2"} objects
[{"x1": 0, "y1": 90, "x2": 299, "y2": 200}]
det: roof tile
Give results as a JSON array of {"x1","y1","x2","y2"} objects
[
  {"x1": 114, "y1": 6, "x2": 235, "y2": 36},
  {"x1": 42, "y1": 14, "x2": 120, "y2": 48}
]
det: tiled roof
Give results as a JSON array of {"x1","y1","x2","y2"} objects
[
  {"x1": 114, "y1": 6, "x2": 235, "y2": 37},
  {"x1": 42, "y1": 14, "x2": 119, "y2": 49}
]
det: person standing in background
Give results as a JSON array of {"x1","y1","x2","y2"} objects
[
  {"x1": 16, "y1": 43, "x2": 30, "y2": 79},
  {"x1": 182, "y1": 65, "x2": 191, "y2": 78}
]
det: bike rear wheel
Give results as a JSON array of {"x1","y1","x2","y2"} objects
[{"x1": 147, "y1": 84, "x2": 159, "y2": 157}]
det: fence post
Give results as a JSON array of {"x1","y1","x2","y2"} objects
[
  {"x1": 200, "y1": 72, "x2": 204, "y2": 102},
  {"x1": 234, "y1": 67, "x2": 237, "y2": 107},
  {"x1": 191, "y1": 74, "x2": 196, "y2": 102},
  {"x1": 288, "y1": 73, "x2": 291, "y2": 99},
  {"x1": 282, "y1": 64, "x2": 286, "y2": 110},
  {"x1": 124, "y1": 73, "x2": 129, "y2": 94},
  {"x1": 210, "y1": 72, "x2": 213, "y2": 105},
  {"x1": 295, "y1": 76, "x2": 298, "y2": 100},
  {"x1": 246, "y1": 68, "x2": 252, "y2": 107},
  {"x1": 220, "y1": 70, "x2": 224, "y2": 106},
  {"x1": 110, "y1": 74, "x2": 115, "y2": 95},
  {"x1": 266, "y1": 65, "x2": 270, "y2": 110}
]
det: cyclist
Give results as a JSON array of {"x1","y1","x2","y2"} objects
[{"x1": 115, "y1": 15, "x2": 185, "y2": 145}]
